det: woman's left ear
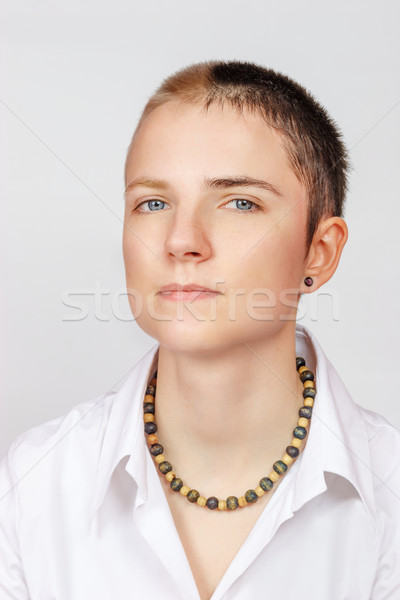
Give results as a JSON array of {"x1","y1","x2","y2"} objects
[{"x1": 302, "y1": 217, "x2": 348, "y2": 292}]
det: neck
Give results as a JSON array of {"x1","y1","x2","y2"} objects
[{"x1": 152, "y1": 323, "x2": 305, "y2": 496}]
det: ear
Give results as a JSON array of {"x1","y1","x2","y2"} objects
[{"x1": 301, "y1": 217, "x2": 348, "y2": 292}]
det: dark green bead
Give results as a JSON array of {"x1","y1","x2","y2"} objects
[
  {"x1": 145, "y1": 422, "x2": 157, "y2": 435},
  {"x1": 260, "y1": 477, "x2": 274, "y2": 492},
  {"x1": 303, "y1": 387, "x2": 316, "y2": 399},
  {"x1": 286, "y1": 445, "x2": 299, "y2": 458},
  {"x1": 206, "y1": 496, "x2": 219, "y2": 510},
  {"x1": 296, "y1": 356, "x2": 306, "y2": 370},
  {"x1": 226, "y1": 496, "x2": 239, "y2": 510},
  {"x1": 144, "y1": 403, "x2": 155, "y2": 414},
  {"x1": 159, "y1": 461, "x2": 172, "y2": 474},
  {"x1": 299, "y1": 369, "x2": 314, "y2": 383},
  {"x1": 293, "y1": 426, "x2": 307, "y2": 439},
  {"x1": 187, "y1": 489, "x2": 200, "y2": 503},
  {"x1": 299, "y1": 406, "x2": 312, "y2": 419},
  {"x1": 150, "y1": 443, "x2": 163, "y2": 456},
  {"x1": 273, "y1": 460, "x2": 288, "y2": 474},
  {"x1": 170, "y1": 478, "x2": 183, "y2": 492},
  {"x1": 245, "y1": 489, "x2": 258, "y2": 503},
  {"x1": 145, "y1": 385, "x2": 156, "y2": 396}
]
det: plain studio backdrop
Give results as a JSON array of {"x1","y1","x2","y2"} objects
[{"x1": 1, "y1": 0, "x2": 399, "y2": 459}]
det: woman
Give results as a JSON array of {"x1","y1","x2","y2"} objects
[{"x1": 1, "y1": 61, "x2": 399, "y2": 600}]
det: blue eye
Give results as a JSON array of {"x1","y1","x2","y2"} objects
[
  {"x1": 137, "y1": 199, "x2": 167, "y2": 212},
  {"x1": 234, "y1": 199, "x2": 252, "y2": 211},
  {"x1": 227, "y1": 199, "x2": 261, "y2": 212}
]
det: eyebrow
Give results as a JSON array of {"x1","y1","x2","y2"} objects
[{"x1": 125, "y1": 176, "x2": 283, "y2": 197}]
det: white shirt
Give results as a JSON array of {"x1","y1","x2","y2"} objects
[{"x1": 1, "y1": 325, "x2": 400, "y2": 600}]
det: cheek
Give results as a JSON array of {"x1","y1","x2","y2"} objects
[
  {"x1": 122, "y1": 234, "x2": 136, "y2": 283},
  {"x1": 233, "y1": 225, "x2": 306, "y2": 324},
  {"x1": 123, "y1": 222, "x2": 152, "y2": 278},
  {"x1": 275, "y1": 230, "x2": 305, "y2": 279},
  {"x1": 123, "y1": 231, "x2": 148, "y2": 314},
  {"x1": 245, "y1": 226, "x2": 305, "y2": 286},
  {"x1": 270, "y1": 204, "x2": 308, "y2": 276}
]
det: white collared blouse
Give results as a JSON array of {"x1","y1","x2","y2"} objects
[{"x1": 1, "y1": 325, "x2": 400, "y2": 599}]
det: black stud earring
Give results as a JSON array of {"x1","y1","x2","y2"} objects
[{"x1": 304, "y1": 277, "x2": 313, "y2": 287}]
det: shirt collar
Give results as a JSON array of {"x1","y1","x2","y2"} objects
[
  {"x1": 294, "y1": 325, "x2": 377, "y2": 527},
  {"x1": 88, "y1": 343, "x2": 159, "y2": 530},
  {"x1": 88, "y1": 326, "x2": 377, "y2": 530}
]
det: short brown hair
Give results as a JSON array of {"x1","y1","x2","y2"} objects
[{"x1": 126, "y1": 60, "x2": 349, "y2": 249}]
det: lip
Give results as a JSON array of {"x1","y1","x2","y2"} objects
[
  {"x1": 158, "y1": 283, "x2": 222, "y2": 302},
  {"x1": 158, "y1": 283, "x2": 220, "y2": 294}
]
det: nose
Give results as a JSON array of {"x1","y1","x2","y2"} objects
[{"x1": 164, "y1": 207, "x2": 212, "y2": 263}]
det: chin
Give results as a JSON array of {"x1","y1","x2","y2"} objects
[
  {"x1": 139, "y1": 318, "x2": 235, "y2": 355},
  {"x1": 135, "y1": 302, "x2": 293, "y2": 353}
]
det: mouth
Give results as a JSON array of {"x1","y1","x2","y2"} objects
[{"x1": 158, "y1": 283, "x2": 221, "y2": 301}]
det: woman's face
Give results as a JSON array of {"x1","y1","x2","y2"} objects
[{"x1": 123, "y1": 100, "x2": 308, "y2": 354}]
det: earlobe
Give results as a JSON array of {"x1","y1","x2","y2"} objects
[{"x1": 302, "y1": 217, "x2": 348, "y2": 292}]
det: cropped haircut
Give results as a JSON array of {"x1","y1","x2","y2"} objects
[{"x1": 126, "y1": 60, "x2": 349, "y2": 249}]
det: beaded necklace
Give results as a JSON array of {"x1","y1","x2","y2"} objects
[{"x1": 143, "y1": 356, "x2": 316, "y2": 511}]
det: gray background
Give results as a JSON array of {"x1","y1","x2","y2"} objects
[{"x1": 1, "y1": 0, "x2": 399, "y2": 459}]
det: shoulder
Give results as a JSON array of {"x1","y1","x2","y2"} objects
[
  {"x1": 357, "y1": 408, "x2": 400, "y2": 596},
  {"x1": 360, "y1": 405, "x2": 400, "y2": 480},
  {"x1": 353, "y1": 403, "x2": 400, "y2": 558},
  {"x1": 362, "y1": 405, "x2": 400, "y2": 442},
  {"x1": 1, "y1": 391, "x2": 117, "y2": 490},
  {"x1": 1, "y1": 342, "x2": 159, "y2": 496},
  {"x1": 360, "y1": 406, "x2": 400, "y2": 499}
]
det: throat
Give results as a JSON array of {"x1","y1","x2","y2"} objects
[{"x1": 144, "y1": 354, "x2": 314, "y2": 510}]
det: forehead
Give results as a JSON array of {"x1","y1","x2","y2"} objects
[
  {"x1": 126, "y1": 100, "x2": 304, "y2": 199},
  {"x1": 131, "y1": 100, "x2": 282, "y2": 154}
]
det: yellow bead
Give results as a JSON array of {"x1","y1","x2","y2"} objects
[
  {"x1": 255, "y1": 486, "x2": 265, "y2": 497},
  {"x1": 238, "y1": 496, "x2": 248, "y2": 507},
  {"x1": 291, "y1": 438, "x2": 302, "y2": 448},
  {"x1": 282, "y1": 453, "x2": 294, "y2": 465},
  {"x1": 144, "y1": 394, "x2": 155, "y2": 403},
  {"x1": 180, "y1": 486, "x2": 190, "y2": 496},
  {"x1": 197, "y1": 496, "x2": 207, "y2": 507},
  {"x1": 304, "y1": 397, "x2": 314, "y2": 407},
  {"x1": 146, "y1": 434, "x2": 158, "y2": 445},
  {"x1": 165, "y1": 471, "x2": 175, "y2": 482},
  {"x1": 298, "y1": 365, "x2": 308, "y2": 374},
  {"x1": 303, "y1": 380, "x2": 315, "y2": 389},
  {"x1": 269, "y1": 470, "x2": 279, "y2": 482},
  {"x1": 218, "y1": 500, "x2": 227, "y2": 511},
  {"x1": 143, "y1": 413, "x2": 155, "y2": 423},
  {"x1": 155, "y1": 454, "x2": 165, "y2": 464},
  {"x1": 298, "y1": 417, "x2": 309, "y2": 428}
]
